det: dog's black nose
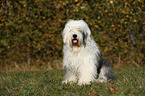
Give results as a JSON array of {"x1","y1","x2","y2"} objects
[{"x1": 73, "y1": 34, "x2": 77, "y2": 39}]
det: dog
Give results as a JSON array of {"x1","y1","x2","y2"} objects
[{"x1": 62, "y1": 19, "x2": 116, "y2": 85}]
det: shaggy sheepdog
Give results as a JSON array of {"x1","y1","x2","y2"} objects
[{"x1": 62, "y1": 19, "x2": 116, "y2": 85}]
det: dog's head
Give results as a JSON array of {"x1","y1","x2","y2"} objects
[{"x1": 62, "y1": 19, "x2": 92, "y2": 50}]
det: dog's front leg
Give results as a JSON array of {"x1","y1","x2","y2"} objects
[
  {"x1": 77, "y1": 68, "x2": 96, "y2": 85},
  {"x1": 62, "y1": 70, "x2": 77, "y2": 84}
]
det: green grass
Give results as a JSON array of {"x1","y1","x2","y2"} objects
[{"x1": 0, "y1": 67, "x2": 145, "y2": 96}]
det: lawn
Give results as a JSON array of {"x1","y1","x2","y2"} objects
[{"x1": 0, "y1": 67, "x2": 144, "y2": 96}]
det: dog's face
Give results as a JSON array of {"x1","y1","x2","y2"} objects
[
  {"x1": 63, "y1": 20, "x2": 91, "y2": 50},
  {"x1": 71, "y1": 29, "x2": 84, "y2": 48}
]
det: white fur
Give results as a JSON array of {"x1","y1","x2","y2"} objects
[{"x1": 62, "y1": 19, "x2": 115, "y2": 85}]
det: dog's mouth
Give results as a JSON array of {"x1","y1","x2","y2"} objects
[
  {"x1": 72, "y1": 39, "x2": 79, "y2": 47},
  {"x1": 73, "y1": 39, "x2": 78, "y2": 43}
]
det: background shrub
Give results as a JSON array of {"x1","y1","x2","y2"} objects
[{"x1": 0, "y1": 0, "x2": 144, "y2": 71}]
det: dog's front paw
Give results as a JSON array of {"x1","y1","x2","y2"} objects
[
  {"x1": 96, "y1": 78, "x2": 107, "y2": 83},
  {"x1": 62, "y1": 80, "x2": 68, "y2": 84},
  {"x1": 78, "y1": 80, "x2": 91, "y2": 86}
]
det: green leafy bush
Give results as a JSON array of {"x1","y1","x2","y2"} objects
[{"x1": 0, "y1": 0, "x2": 144, "y2": 70}]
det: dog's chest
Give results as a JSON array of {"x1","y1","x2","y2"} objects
[{"x1": 68, "y1": 49, "x2": 93, "y2": 66}]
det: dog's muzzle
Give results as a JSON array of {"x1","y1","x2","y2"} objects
[{"x1": 72, "y1": 34, "x2": 79, "y2": 46}]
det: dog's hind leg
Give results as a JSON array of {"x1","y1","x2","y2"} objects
[{"x1": 97, "y1": 59, "x2": 116, "y2": 83}]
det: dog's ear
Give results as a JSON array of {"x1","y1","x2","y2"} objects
[
  {"x1": 84, "y1": 25, "x2": 92, "y2": 43},
  {"x1": 83, "y1": 27, "x2": 92, "y2": 47},
  {"x1": 80, "y1": 20, "x2": 92, "y2": 42},
  {"x1": 86, "y1": 26, "x2": 91, "y2": 41},
  {"x1": 83, "y1": 32, "x2": 86, "y2": 47},
  {"x1": 62, "y1": 24, "x2": 70, "y2": 44}
]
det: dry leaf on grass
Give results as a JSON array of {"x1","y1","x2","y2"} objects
[
  {"x1": 89, "y1": 89, "x2": 95, "y2": 96},
  {"x1": 110, "y1": 85, "x2": 116, "y2": 92}
]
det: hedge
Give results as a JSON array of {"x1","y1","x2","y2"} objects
[{"x1": 0, "y1": 0, "x2": 145, "y2": 70}]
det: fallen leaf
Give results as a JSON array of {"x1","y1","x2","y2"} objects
[
  {"x1": 110, "y1": 85, "x2": 116, "y2": 92},
  {"x1": 13, "y1": 87, "x2": 19, "y2": 90},
  {"x1": 89, "y1": 89, "x2": 95, "y2": 96}
]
